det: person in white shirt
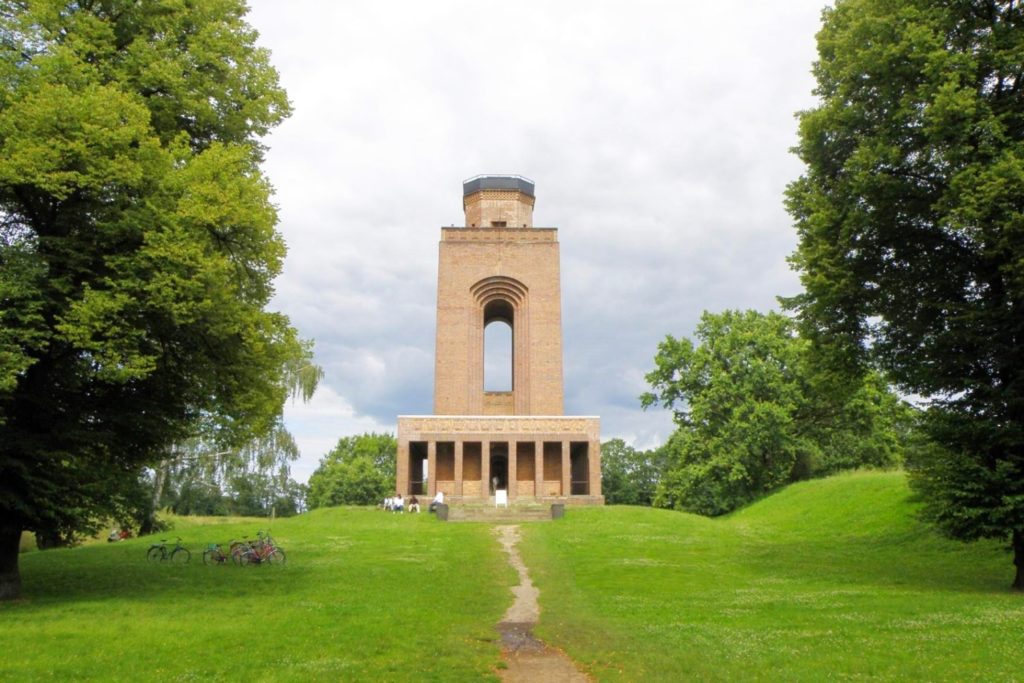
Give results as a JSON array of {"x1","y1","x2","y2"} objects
[{"x1": 430, "y1": 489, "x2": 445, "y2": 512}]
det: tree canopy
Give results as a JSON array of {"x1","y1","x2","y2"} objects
[
  {"x1": 643, "y1": 310, "x2": 910, "y2": 516},
  {"x1": 600, "y1": 438, "x2": 665, "y2": 506},
  {"x1": 307, "y1": 433, "x2": 397, "y2": 508},
  {"x1": 159, "y1": 419, "x2": 307, "y2": 518},
  {"x1": 0, "y1": 0, "x2": 297, "y2": 599},
  {"x1": 786, "y1": 0, "x2": 1024, "y2": 588}
]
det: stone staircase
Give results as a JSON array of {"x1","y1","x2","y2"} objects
[{"x1": 444, "y1": 502, "x2": 560, "y2": 523}]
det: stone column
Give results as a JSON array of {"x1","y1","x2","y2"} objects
[
  {"x1": 396, "y1": 438, "x2": 409, "y2": 496},
  {"x1": 561, "y1": 440, "x2": 570, "y2": 498},
  {"x1": 534, "y1": 440, "x2": 543, "y2": 499},
  {"x1": 590, "y1": 439, "x2": 602, "y2": 497},
  {"x1": 508, "y1": 440, "x2": 518, "y2": 500},
  {"x1": 427, "y1": 440, "x2": 437, "y2": 497},
  {"x1": 481, "y1": 439, "x2": 491, "y2": 500},
  {"x1": 454, "y1": 441, "x2": 464, "y2": 497}
]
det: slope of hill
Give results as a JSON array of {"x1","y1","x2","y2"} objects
[{"x1": 522, "y1": 471, "x2": 1022, "y2": 682}]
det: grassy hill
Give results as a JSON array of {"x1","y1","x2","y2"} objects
[
  {"x1": 521, "y1": 471, "x2": 1023, "y2": 681},
  {"x1": 2, "y1": 471, "x2": 1021, "y2": 681},
  {"x1": 1, "y1": 509, "x2": 511, "y2": 682}
]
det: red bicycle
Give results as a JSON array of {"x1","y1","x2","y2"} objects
[{"x1": 234, "y1": 531, "x2": 286, "y2": 566}]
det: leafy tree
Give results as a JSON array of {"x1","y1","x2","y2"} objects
[
  {"x1": 600, "y1": 438, "x2": 665, "y2": 506},
  {"x1": 786, "y1": 0, "x2": 1024, "y2": 588},
  {"x1": 0, "y1": 1, "x2": 295, "y2": 599},
  {"x1": 643, "y1": 310, "x2": 910, "y2": 516},
  {"x1": 167, "y1": 477, "x2": 229, "y2": 517},
  {"x1": 284, "y1": 339, "x2": 326, "y2": 403},
  {"x1": 143, "y1": 341, "x2": 322, "y2": 531},
  {"x1": 307, "y1": 433, "x2": 397, "y2": 508},
  {"x1": 224, "y1": 470, "x2": 306, "y2": 518},
  {"x1": 160, "y1": 419, "x2": 307, "y2": 518}
]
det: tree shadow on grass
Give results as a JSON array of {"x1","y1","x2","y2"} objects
[{"x1": 11, "y1": 542, "x2": 304, "y2": 609}]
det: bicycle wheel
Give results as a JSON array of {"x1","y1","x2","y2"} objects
[
  {"x1": 231, "y1": 545, "x2": 247, "y2": 566},
  {"x1": 202, "y1": 549, "x2": 220, "y2": 565},
  {"x1": 147, "y1": 546, "x2": 164, "y2": 562},
  {"x1": 267, "y1": 548, "x2": 286, "y2": 565},
  {"x1": 171, "y1": 547, "x2": 191, "y2": 564}
]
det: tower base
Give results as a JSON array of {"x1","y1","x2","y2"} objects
[{"x1": 396, "y1": 415, "x2": 603, "y2": 504}]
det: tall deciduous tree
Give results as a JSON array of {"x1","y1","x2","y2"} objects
[
  {"x1": 786, "y1": 0, "x2": 1024, "y2": 588},
  {"x1": 643, "y1": 310, "x2": 909, "y2": 516},
  {"x1": 0, "y1": 1, "x2": 296, "y2": 599},
  {"x1": 307, "y1": 433, "x2": 397, "y2": 508}
]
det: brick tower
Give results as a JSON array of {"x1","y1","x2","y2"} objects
[
  {"x1": 434, "y1": 175, "x2": 563, "y2": 417},
  {"x1": 397, "y1": 176, "x2": 602, "y2": 505}
]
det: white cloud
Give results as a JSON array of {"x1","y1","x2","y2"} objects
[
  {"x1": 282, "y1": 385, "x2": 395, "y2": 482},
  {"x1": 248, "y1": 0, "x2": 828, "y2": 481}
]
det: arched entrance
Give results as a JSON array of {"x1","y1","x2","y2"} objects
[{"x1": 489, "y1": 442, "x2": 509, "y2": 492}]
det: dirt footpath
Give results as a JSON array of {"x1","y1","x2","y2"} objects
[{"x1": 493, "y1": 525, "x2": 590, "y2": 682}]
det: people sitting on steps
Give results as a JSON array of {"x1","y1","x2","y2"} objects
[{"x1": 429, "y1": 489, "x2": 445, "y2": 513}]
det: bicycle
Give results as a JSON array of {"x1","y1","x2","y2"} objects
[
  {"x1": 257, "y1": 530, "x2": 286, "y2": 565},
  {"x1": 229, "y1": 537, "x2": 252, "y2": 565},
  {"x1": 233, "y1": 530, "x2": 286, "y2": 566},
  {"x1": 146, "y1": 537, "x2": 190, "y2": 564},
  {"x1": 202, "y1": 543, "x2": 228, "y2": 565},
  {"x1": 238, "y1": 543, "x2": 286, "y2": 566}
]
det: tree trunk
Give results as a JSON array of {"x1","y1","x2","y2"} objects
[
  {"x1": 0, "y1": 525, "x2": 22, "y2": 601},
  {"x1": 1013, "y1": 529, "x2": 1024, "y2": 591},
  {"x1": 140, "y1": 458, "x2": 169, "y2": 536}
]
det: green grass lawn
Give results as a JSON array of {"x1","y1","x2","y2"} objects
[
  {"x1": 521, "y1": 471, "x2": 1024, "y2": 682},
  {"x1": 1, "y1": 509, "x2": 513, "y2": 682},
  {"x1": 4, "y1": 472, "x2": 1022, "y2": 681}
]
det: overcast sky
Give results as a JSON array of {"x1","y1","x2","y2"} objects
[{"x1": 244, "y1": 0, "x2": 829, "y2": 482}]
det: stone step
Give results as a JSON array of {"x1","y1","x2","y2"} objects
[{"x1": 446, "y1": 506, "x2": 557, "y2": 523}]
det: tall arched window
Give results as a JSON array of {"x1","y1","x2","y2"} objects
[
  {"x1": 483, "y1": 299, "x2": 514, "y2": 391},
  {"x1": 484, "y1": 321, "x2": 512, "y2": 391}
]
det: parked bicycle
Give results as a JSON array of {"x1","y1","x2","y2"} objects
[
  {"x1": 229, "y1": 537, "x2": 251, "y2": 565},
  {"x1": 232, "y1": 530, "x2": 286, "y2": 566},
  {"x1": 202, "y1": 543, "x2": 228, "y2": 565},
  {"x1": 146, "y1": 537, "x2": 190, "y2": 564}
]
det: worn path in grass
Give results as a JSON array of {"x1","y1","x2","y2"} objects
[{"x1": 494, "y1": 525, "x2": 589, "y2": 682}]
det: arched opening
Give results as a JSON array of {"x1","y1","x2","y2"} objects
[
  {"x1": 489, "y1": 442, "x2": 509, "y2": 492},
  {"x1": 483, "y1": 299, "x2": 514, "y2": 392}
]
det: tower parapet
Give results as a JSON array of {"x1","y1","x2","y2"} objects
[{"x1": 463, "y1": 174, "x2": 535, "y2": 228}]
